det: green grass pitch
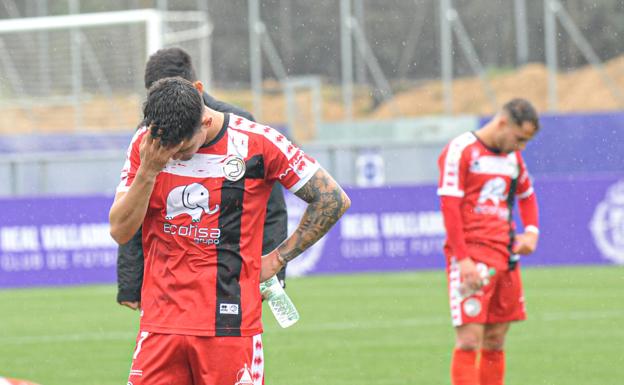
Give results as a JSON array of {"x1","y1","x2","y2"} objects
[{"x1": 1, "y1": 266, "x2": 623, "y2": 385}]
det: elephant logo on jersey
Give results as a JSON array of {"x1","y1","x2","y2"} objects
[
  {"x1": 590, "y1": 180, "x2": 624, "y2": 264},
  {"x1": 165, "y1": 183, "x2": 219, "y2": 222},
  {"x1": 478, "y1": 177, "x2": 508, "y2": 205}
]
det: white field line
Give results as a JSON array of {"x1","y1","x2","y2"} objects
[
  {"x1": 0, "y1": 331, "x2": 136, "y2": 345},
  {"x1": 1, "y1": 309, "x2": 623, "y2": 345}
]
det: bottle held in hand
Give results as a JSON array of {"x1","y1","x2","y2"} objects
[
  {"x1": 458, "y1": 263, "x2": 496, "y2": 300},
  {"x1": 259, "y1": 275, "x2": 300, "y2": 328}
]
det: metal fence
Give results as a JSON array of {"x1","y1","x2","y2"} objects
[
  {"x1": 1, "y1": 0, "x2": 623, "y2": 136},
  {"x1": 0, "y1": 140, "x2": 447, "y2": 197}
]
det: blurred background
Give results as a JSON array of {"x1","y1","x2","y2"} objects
[
  {"x1": 1, "y1": 0, "x2": 624, "y2": 193},
  {"x1": 0, "y1": 1, "x2": 623, "y2": 384}
]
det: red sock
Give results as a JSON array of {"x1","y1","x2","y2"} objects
[
  {"x1": 479, "y1": 349, "x2": 505, "y2": 385},
  {"x1": 451, "y1": 348, "x2": 478, "y2": 385}
]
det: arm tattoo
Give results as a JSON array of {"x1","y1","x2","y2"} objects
[{"x1": 278, "y1": 168, "x2": 350, "y2": 262}]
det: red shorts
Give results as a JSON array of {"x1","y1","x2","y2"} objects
[
  {"x1": 446, "y1": 260, "x2": 526, "y2": 327},
  {"x1": 127, "y1": 332, "x2": 264, "y2": 385}
]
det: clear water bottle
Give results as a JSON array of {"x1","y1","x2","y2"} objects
[
  {"x1": 259, "y1": 275, "x2": 300, "y2": 328},
  {"x1": 457, "y1": 263, "x2": 496, "y2": 300}
]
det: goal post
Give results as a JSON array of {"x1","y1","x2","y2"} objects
[
  {"x1": 0, "y1": 9, "x2": 165, "y2": 56},
  {"x1": 0, "y1": 9, "x2": 212, "y2": 133}
]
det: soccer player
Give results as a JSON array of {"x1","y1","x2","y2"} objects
[
  {"x1": 109, "y1": 77, "x2": 350, "y2": 384},
  {"x1": 116, "y1": 47, "x2": 289, "y2": 310},
  {"x1": 437, "y1": 98, "x2": 540, "y2": 385}
]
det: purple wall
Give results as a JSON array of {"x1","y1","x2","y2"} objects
[
  {"x1": 286, "y1": 174, "x2": 624, "y2": 276},
  {"x1": 480, "y1": 112, "x2": 624, "y2": 176},
  {"x1": 0, "y1": 196, "x2": 116, "y2": 288},
  {"x1": 1, "y1": 175, "x2": 622, "y2": 288}
]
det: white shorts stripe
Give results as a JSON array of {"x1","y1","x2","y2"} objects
[
  {"x1": 449, "y1": 261, "x2": 463, "y2": 327},
  {"x1": 251, "y1": 334, "x2": 264, "y2": 385}
]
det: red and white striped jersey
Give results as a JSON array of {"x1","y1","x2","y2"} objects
[
  {"x1": 117, "y1": 114, "x2": 319, "y2": 337},
  {"x1": 437, "y1": 132, "x2": 534, "y2": 268}
]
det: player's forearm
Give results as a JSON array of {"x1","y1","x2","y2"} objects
[
  {"x1": 109, "y1": 170, "x2": 157, "y2": 244},
  {"x1": 518, "y1": 193, "x2": 539, "y2": 232},
  {"x1": 277, "y1": 169, "x2": 351, "y2": 262},
  {"x1": 440, "y1": 196, "x2": 469, "y2": 260}
]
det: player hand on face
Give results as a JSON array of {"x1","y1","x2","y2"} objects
[
  {"x1": 458, "y1": 257, "x2": 483, "y2": 293},
  {"x1": 138, "y1": 127, "x2": 185, "y2": 178},
  {"x1": 513, "y1": 231, "x2": 539, "y2": 255}
]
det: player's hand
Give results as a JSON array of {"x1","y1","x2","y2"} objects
[
  {"x1": 513, "y1": 232, "x2": 539, "y2": 255},
  {"x1": 260, "y1": 249, "x2": 286, "y2": 282},
  {"x1": 138, "y1": 129, "x2": 184, "y2": 178},
  {"x1": 120, "y1": 301, "x2": 140, "y2": 310},
  {"x1": 458, "y1": 257, "x2": 482, "y2": 293}
]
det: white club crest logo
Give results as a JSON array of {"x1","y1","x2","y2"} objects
[
  {"x1": 165, "y1": 183, "x2": 219, "y2": 222},
  {"x1": 223, "y1": 155, "x2": 246, "y2": 182},
  {"x1": 478, "y1": 177, "x2": 508, "y2": 205},
  {"x1": 234, "y1": 364, "x2": 254, "y2": 385},
  {"x1": 463, "y1": 298, "x2": 482, "y2": 317},
  {"x1": 590, "y1": 180, "x2": 624, "y2": 264}
]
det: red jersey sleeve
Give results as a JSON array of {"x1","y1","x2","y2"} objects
[
  {"x1": 515, "y1": 152, "x2": 534, "y2": 200},
  {"x1": 440, "y1": 196, "x2": 469, "y2": 260},
  {"x1": 437, "y1": 134, "x2": 474, "y2": 260},
  {"x1": 116, "y1": 127, "x2": 148, "y2": 193},
  {"x1": 515, "y1": 152, "x2": 539, "y2": 230},
  {"x1": 260, "y1": 127, "x2": 320, "y2": 193}
]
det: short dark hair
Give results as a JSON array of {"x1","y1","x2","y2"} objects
[
  {"x1": 144, "y1": 47, "x2": 197, "y2": 89},
  {"x1": 503, "y1": 98, "x2": 540, "y2": 131},
  {"x1": 143, "y1": 77, "x2": 203, "y2": 147}
]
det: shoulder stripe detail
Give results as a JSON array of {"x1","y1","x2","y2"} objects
[
  {"x1": 227, "y1": 127, "x2": 249, "y2": 158},
  {"x1": 288, "y1": 163, "x2": 320, "y2": 193},
  {"x1": 439, "y1": 132, "x2": 475, "y2": 197},
  {"x1": 230, "y1": 116, "x2": 298, "y2": 160},
  {"x1": 116, "y1": 126, "x2": 148, "y2": 192}
]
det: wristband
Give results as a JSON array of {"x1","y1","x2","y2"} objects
[{"x1": 525, "y1": 225, "x2": 540, "y2": 235}]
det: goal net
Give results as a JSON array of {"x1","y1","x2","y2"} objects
[{"x1": 0, "y1": 9, "x2": 211, "y2": 133}]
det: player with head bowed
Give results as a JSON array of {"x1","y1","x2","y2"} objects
[
  {"x1": 116, "y1": 47, "x2": 291, "y2": 312},
  {"x1": 109, "y1": 76, "x2": 350, "y2": 385},
  {"x1": 437, "y1": 98, "x2": 540, "y2": 385}
]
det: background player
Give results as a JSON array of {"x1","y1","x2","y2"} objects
[
  {"x1": 437, "y1": 98, "x2": 540, "y2": 385},
  {"x1": 109, "y1": 77, "x2": 350, "y2": 384},
  {"x1": 117, "y1": 47, "x2": 289, "y2": 310}
]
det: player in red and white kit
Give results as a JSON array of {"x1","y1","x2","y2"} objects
[
  {"x1": 109, "y1": 77, "x2": 350, "y2": 385},
  {"x1": 437, "y1": 99, "x2": 540, "y2": 385}
]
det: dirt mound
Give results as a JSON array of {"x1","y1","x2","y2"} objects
[
  {"x1": 373, "y1": 55, "x2": 624, "y2": 118},
  {"x1": 3, "y1": 55, "x2": 624, "y2": 140}
]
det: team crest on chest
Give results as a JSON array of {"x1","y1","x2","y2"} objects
[{"x1": 222, "y1": 155, "x2": 246, "y2": 182}]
